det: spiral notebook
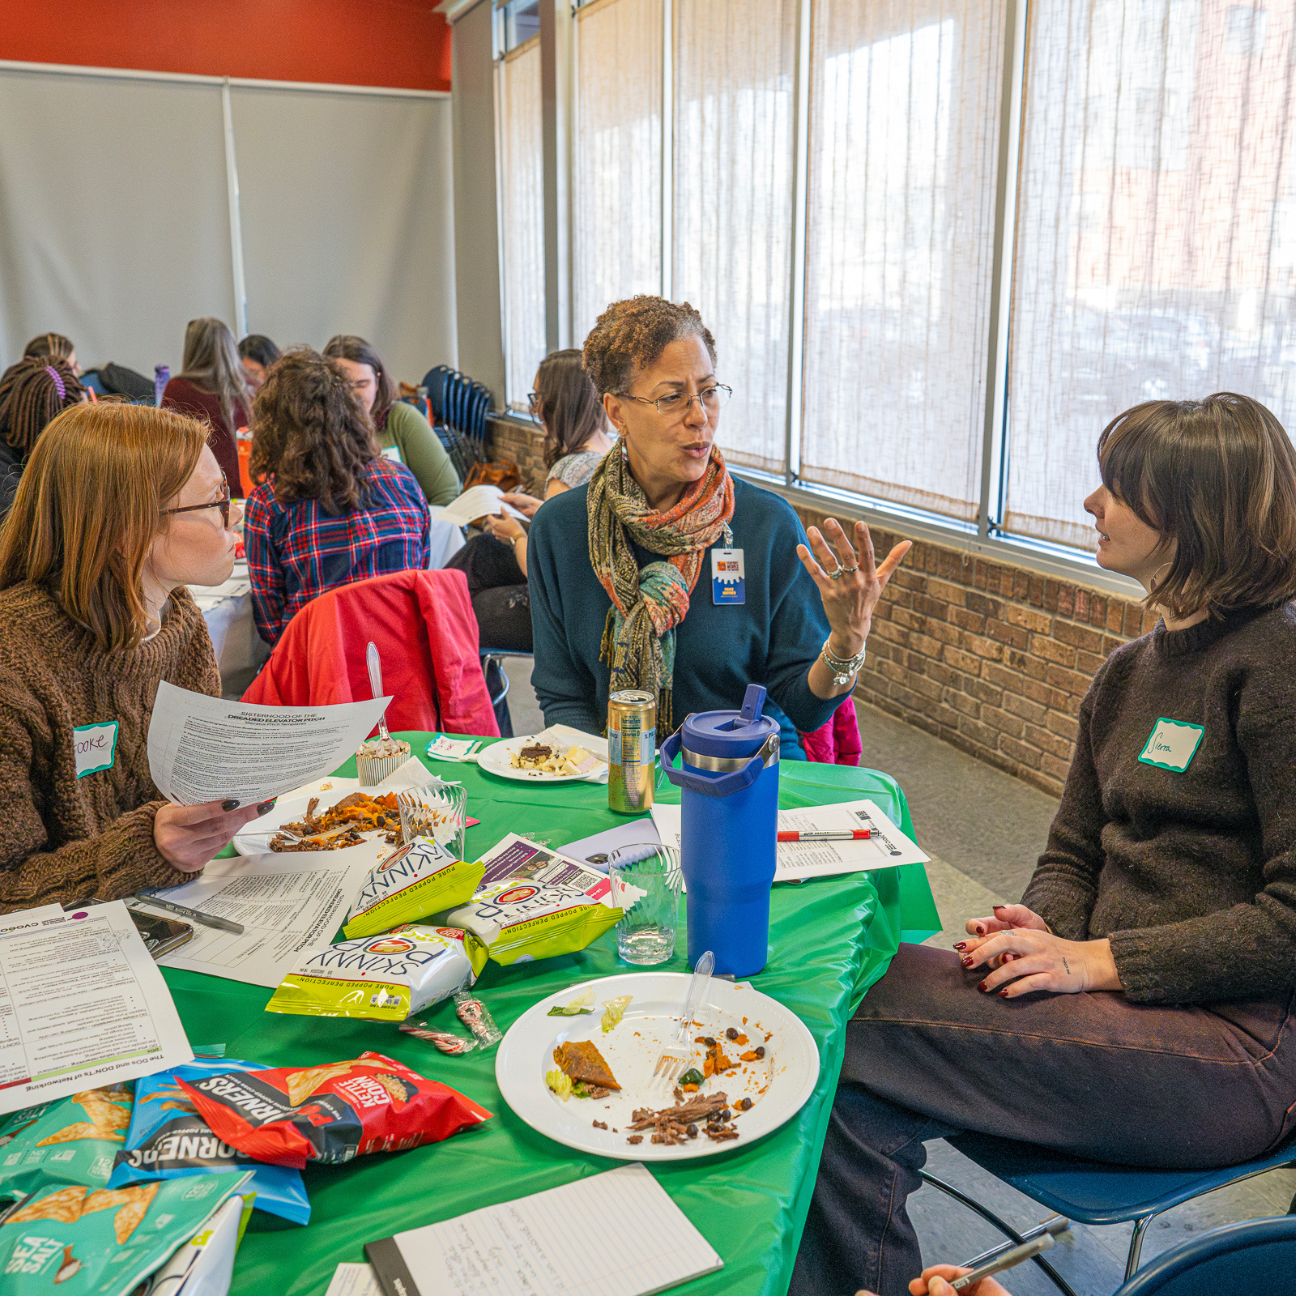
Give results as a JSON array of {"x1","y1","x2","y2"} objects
[{"x1": 365, "y1": 1162, "x2": 723, "y2": 1296}]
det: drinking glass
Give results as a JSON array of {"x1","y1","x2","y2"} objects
[
  {"x1": 397, "y1": 779, "x2": 468, "y2": 859},
  {"x1": 607, "y1": 842, "x2": 682, "y2": 965}
]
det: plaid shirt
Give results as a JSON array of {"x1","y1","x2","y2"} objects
[{"x1": 245, "y1": 457, "x2": 431, "y2": 645}]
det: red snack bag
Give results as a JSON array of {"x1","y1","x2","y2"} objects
[{"x1": 176, "y1": 1051, "x2": 491, "y2": 1170}]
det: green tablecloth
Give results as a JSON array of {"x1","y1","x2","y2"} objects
[{"x1": 164, "y1": 733, "x2": 940, "y2": 1295}]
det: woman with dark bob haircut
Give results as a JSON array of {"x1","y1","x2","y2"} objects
[
  {"x1": 243, "y1": 348, "x2": 430, "y2": 645},
  {"x1": 793, "y1": 393, "x2": 1296, "y2": 1296}
]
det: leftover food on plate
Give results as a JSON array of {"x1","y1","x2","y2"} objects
[
  {"x1": 625, "y1": 1091, "x2": 743, "y2": 1146},
  {"x1": 600, "y1": 995, "x2": 633, "y2": 1033},
  {"x1": 343, "y1": 838, "x2": 484, "y2": 939},
  {"x1": 547, "y1": 988, "x2": 595, "y2": 1017},
  {"x1": 178, "y1": 1052, "x2": 492, "y2": 1170},
  {"x1": 268, "y1": 791, "x2": 401, "y2": 852},
  {"x1": 510, "y1": 742, "x2": 602, "y2": 776},
  {"x1": 266, "y1": 925, "x2": 485, "y2": 1022},
  {"x1": 552, "y1": 1040, "x2": 621, "y2": 1094}
]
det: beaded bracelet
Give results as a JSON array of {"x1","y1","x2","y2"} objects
[{"x1": 821, "y1": 640, "x2": 867, "y2": 687}]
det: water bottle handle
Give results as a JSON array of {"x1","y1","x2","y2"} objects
[{"x1": 660, "y1": 732, "x2": 765, "y2": 799}]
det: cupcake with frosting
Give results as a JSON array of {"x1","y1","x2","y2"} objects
[{"x1": 355, "y1": 734, "x2": 410, "y2": 785}]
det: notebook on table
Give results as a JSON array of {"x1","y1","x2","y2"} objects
[{"x1": 365, "y1": 1162, "x2": 723, "y2": 1296}]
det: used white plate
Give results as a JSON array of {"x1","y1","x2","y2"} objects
[
  {"x1": 231, "y1": 790, "x2": 397, "y2": 863},
  {"x1": 495, "y1": 971, "x2": 820, "y2": 1161},
  {"x1": 477, "y1": 735, "x2": 608, "y2": 784}
]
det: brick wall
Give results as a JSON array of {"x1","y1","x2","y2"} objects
[
  {"x1": 791, "y1": 503, "x2": 1158, "y2": 798},
  {"x1": 486, "y1": 415, "x2": 550, "y2": 495},
  {"x1": 483, "y1": 416, "x2": 1155, "y2": 798}
]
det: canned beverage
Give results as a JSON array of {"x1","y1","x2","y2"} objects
[{"x1": 608, "y1": 689, "x2": 656, "y2": 814}]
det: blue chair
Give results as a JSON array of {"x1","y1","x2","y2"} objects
[
  {"x1": 1112, "y1": 1214, "x2": 1296, "y2": 1293},
  {"x1": 480, "y1": 649, "x2": 533, "y2": 739},
  {"x1": 920, "y1": 1130, "x2": 1296, "y2": 1295}
]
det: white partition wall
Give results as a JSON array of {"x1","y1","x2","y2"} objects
[{"x1": 0, "y1": 62, "x2": 455, "y2": 385}]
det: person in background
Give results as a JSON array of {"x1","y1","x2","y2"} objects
[
  {"x1": 446, "y1": 348, "x2": 616, "y2": 652},
  {"x1": 322, "y1": 334, "x2": 460, "y2": 506},
  {"x1": 793, "y1": 394, "x2": 1296, "y2": 1296},
  {"x1": 0, "y1": 356, "x2": 86, "y2": 520},
  {"x1": 0, "y1": 403, "x2": 270, "y2": 911},
  {"x1": 244, "y1": 348, "x2": 431, "y2": 646},
  {"x1": 23, "y1": 331, "x2": 80, "y2": 376},
  {"x1": 237, "y1": 334, "x2": 281, "y2": 389},
  {"x1": 528, "y1": 295, "x2": 910, "y2": 753},
  {"x1": 162, "y1": 317, "x2": 252, "y2": 490}
]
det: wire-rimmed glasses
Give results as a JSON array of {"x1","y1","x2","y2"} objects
[
  {"x1": 162, "y1": 474, "x2": 232, "y2": 528},
  {"x1": 617, "y1": 384, "x2": 733, "y2": 416}
]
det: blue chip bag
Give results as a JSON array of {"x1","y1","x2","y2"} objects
[{"x1": 107, "y1": 1059, "x2": 309, "y2": 1225}]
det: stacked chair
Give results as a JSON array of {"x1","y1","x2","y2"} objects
[{"x1": 421, "y1": 365, "x2": 493, "y2": 484}]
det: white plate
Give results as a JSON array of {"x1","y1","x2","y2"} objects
[
  {"x1": 495, "y1": 971, "x2": 819, "y2": 1161},
  {"x1": 477, "y1": 735, "x2": 608, "y2": 784},
  {"x1": 231, "y1": 791, "x2": 398, "y2": 863}
]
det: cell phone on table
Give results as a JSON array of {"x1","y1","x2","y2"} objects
[{"x1": 123, "y1": 903, "x2": 193, "y2": 958}]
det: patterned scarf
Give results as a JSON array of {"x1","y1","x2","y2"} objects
[{"x1": 587, "y1": 439, "x2": 735, "y2": 733}]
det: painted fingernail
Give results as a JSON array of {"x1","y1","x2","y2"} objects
[
  {"x1": 952, "y1": 941, "x2": 967, "y2": 951},
  {"x1": 256, "y1": 801, "x2": 275, "y2": 815},
  {"x1": 979, "y1": 980, "x2": 990, "y2": 992},
  {"x1": 974, "y1": 924, "x2": 986, "y2": 936},
  {"x1": 222, "y1": 799, "x2": 240, "y2": 811},
  {"x1": 961, "y1": 956, "x2": 974, "y2": 968},
  {"x1": 998, "y1": 989, "x2": 1009, "y2": 997}
]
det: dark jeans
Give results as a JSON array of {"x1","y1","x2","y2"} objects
[
  {"x1": 791, "y1": 942, "x2": 1296, "y2": 1296},
  {"x1": 446, "y1": 533, "x2": 532, "y2": 653}
]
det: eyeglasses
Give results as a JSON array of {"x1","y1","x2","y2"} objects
[
  {"x1": 618, "y1": 384, "x2": 732, "y2": 416},
  {"x1": 527, "y1": 391, "x2": 542, "y2": 415},
  {"x1": 163, "y1": 475, "x2": 232, "y2": 528}
]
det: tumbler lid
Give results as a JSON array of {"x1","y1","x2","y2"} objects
[{"x1": 680, "y1": 684, "x2": 780, "y2": 759}]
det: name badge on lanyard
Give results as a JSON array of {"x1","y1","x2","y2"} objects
[{"x1": 712, "y1": 524, "x2": 745, "y2": 604}]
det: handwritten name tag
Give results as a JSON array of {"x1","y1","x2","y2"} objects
[
  {"x1": 73, "y1": 721, "x2": 119, "y2": 779},
  {"x1": 1138, "y1": 717, "x2": 1204, "y2": 773}
]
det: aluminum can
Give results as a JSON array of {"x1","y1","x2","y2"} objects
[{"x1": 608, "y1": 689, "x2": 656, "y2": 814}]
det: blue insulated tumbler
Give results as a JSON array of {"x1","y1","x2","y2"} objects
[{"x1": 660, "y1": 684, "x2": 780, "y2": 977}]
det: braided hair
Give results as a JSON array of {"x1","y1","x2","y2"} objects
[
  {"x1": 0, "y1": 356, "x2": 85, "y2": 456},
  {"x1": 22, "y1": 332, "x2": 75, "y2": 364}
]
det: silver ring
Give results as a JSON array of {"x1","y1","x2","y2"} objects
[
  {"x1": 840, "y1": 564, "x2": 860, "y2": 574},
  {"x1": 827, "y1": 565, "x2": 844, "y2": 580}
]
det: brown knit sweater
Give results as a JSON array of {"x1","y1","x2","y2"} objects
[
  {"x1": 0, "y1": 582, "x2": 220, "y2": 912},
  {"x1": 1021, "y1": 602, "x2": 1296, "y2": 1004}
]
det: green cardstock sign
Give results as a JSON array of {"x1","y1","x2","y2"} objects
[
  {"x1": 73, "y1": 720, "x2": 119, "y2": 778},
  {"x1": 1138, "y1": 717, "x2": 1205, "y2": 773}
]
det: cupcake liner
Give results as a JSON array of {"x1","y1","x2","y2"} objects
[{"x1": 356, "y1": 742, "x2": 411, "y2": 786}]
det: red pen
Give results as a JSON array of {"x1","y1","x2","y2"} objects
[{"x1": 777, "y1": 829, "x2": 872, "y2": 842}]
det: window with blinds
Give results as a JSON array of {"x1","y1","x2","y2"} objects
[
  {"x1": 1004, "y1": 0, "x2": 1296, "y2": 548},
  {"x1": 572, "y1": 0, "x2": 664, "y2": 345},
  {"x1": 496, "y1": 35, "x2": 546, "y2": 413},
  {"x1": 672, "y1": 0, "x2": 799, "y2": 475},
  {"x1": 798, "y1": 0, "x2": 1008, "y2": 520}
]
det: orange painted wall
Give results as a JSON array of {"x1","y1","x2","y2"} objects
[{"x1": 0, "y1": 1, "x2": 452, "y2": 93}]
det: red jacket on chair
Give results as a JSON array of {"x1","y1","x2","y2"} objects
[{"x1": 240, "y1": 569, "x2": 500, "y2": 738}]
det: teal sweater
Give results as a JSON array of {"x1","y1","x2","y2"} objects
[{"x1": 527, "y1": 476, "x2": 839, "y2": 757}]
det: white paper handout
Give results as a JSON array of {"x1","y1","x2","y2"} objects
[
  {"x1": 324, "y1": 1264, "x2": 384, "y2": 1296},
  {"x1": 650, "y1": 797, "x2": 928, "y2": 883},
  {"x1": 365, "y1": 1162, "x2": 722, "y2": 1296},
  {"x1": 147, "y1": 681, "x2": 388, "y2": 807},
  {"x1": 143, "y1": 853, "x2": 377, "y2": 988},
  {"x1": 437, "y1": 483, "x2": 528, "y2": 528},
  {"x1": 0, "y1": 901, "x2": 192, "y2": 1115}
]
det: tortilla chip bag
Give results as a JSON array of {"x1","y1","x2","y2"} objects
[
  {"x1": 0, "y1": 1085, "x2": 134, "y2": 1201},
  {"x1": 0, "y1": 1169, "x2": 249, "y2": 1296},
  {"x1": 178, "y1": 1052, "x2": 491, "y2": 1170}
]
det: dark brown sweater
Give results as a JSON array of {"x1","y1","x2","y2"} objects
[
  {"x1": 1022, "y1": 602, "x2": 1296, "y2": 1004},
  {"x1": 0, "y1": 583, "x2": 220, "y2": 912}
]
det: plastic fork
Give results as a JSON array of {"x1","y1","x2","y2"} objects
[
  {"x1": 652, "y1": 950, "x2": 714, "y2": 1084},
  {"x1": 367, "y1": 641, "x2": 392, "y2": 743}
]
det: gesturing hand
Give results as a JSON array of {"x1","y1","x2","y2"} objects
[
  {"x1": 795, "y1": 518, "x2": 911, "y2": 655},
  {"x1": 154, "y1": 799, "x2": 273, "y2": 872}
]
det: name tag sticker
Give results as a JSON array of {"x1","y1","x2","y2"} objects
[
  {"x1": 711, "y1": 548, "x2": 745, "y2": 605},
  {"x1": 1138, "y1": 717, "x2": 1204, "y2": 773},
  {"x1": 73, "y1": 721, "x2": 119, "y2": 778},
  {"x1": 381, "y1": 445, "x2": 404, "y2": 464}
]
